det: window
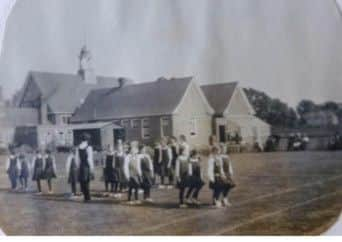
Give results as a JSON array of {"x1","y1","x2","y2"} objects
[
  {"x1": 142, "y1": 119, "x2": 151, "y2": 139},
  {"x1": 189, "y1": 118, "x2": 197, "y2": 136},
  {"x1": 61, "y1": 116, "x2": 71, "y2": 124},
  {"x1": 160, "y1": 117, "x2": 170, "y2": 137},
  {"x1": 131, "y1": 119, "x2": 140, "y2": 128},
  {"x1": 121, "y1": 120, "x2": 130, "y2": 129}
]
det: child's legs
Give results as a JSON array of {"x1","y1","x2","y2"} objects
[
  {"x1": 71, "y1": 181, "x2": 77, "y2": 194},
  {"x1": 47, "y1": 179, "x2": 52, "y2": 191},
  {"x1": 222, "y1": 185, "x2": 231, "y2": 198},
  {"x1": 185, "y1": 186, "x2": 194, "y2": 199},
  {"x1": 37, "y1": 179, "x2": 42, "y2": 192},
  {"x1": 179, "y1": 187, "x2": 185, "y2": 204},
  {"x1": 192, "y1": 184, "x2": 203, "y2": 199},
  {"x1": 105, "y1": 181, "x2": 109, "y2": 191}
]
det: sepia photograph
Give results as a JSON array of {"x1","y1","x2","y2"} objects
[{"x1": 0, "y1": 0, "x2": 341, "y2": 236}]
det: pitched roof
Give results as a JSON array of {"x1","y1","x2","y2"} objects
[
  {"x1": 21, "y1": 71, "x2": 131, "y2": 114},
  {"x1": 71, "y1": 77, "x2": 193, "y2": 122},
  {"x1": 201, "y1": 82, "x2": 238, "y2": 115}
]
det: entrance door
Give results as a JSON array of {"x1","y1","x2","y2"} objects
[
  {"x1": 113, "y1": 129, "x2": 126, "y2": 145},
  {"x1": 218, "y1": 125, "x2": 226, "y2": 143}
]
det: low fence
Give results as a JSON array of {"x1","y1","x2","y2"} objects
[{"x1": 272, "y1": 126, "x2": 342, "y2": 151}]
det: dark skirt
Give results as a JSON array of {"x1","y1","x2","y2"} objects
[
  {"x1": 153, "y1": 161, "x2": 162, "y2": 176},
  {"x1": 189, "y1": 175, "x2": 205, "y2": 188},
  {"x1": 141, "y1": 173, "x2": 153, "y2": 189},
  {"x1": 8, "y1": 168, "x2": 18, "y2": 180},
  {"x1": 44, "y1": 167, "x2": 57, "y2": 180},
  {"x1": 176, "y1": 175, "x2": 190, "y2": 189},
  {"x1": 128, "y1": 176, "x2": 141, "y2": 188},
  {"x1": 68, "y1": 168, "x2": 78, "y2": 184},
  {"x1": 20, "y1": 163, "x2": 29, "y2": 178},
  {"x1": 103, "y1": 167, "x2": 118, "y2": 183},
  {"x1": 209, "y1": 176, "x2": 236, "y2": 190},
  {"x1": 79, "y1": 166, "x2": 93, "y2": 183},
  {"x1": 32, "y1": 167, "x2": 44, "y2": 181}
]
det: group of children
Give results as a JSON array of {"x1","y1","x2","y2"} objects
[
  {"x1": 6, "y1": 134, "x2": 236, "y2": 208},
  {"x1": 5, "y1": 149, "x2": 57, "y2": 194}
]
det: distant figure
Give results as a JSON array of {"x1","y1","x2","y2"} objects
[
  {"x1": 287, "y1": 133, "x2": 295, "y2": 151},
  {"x1": 185, "y1": 149, "x2": 204, "y2": 205},
  {"x1": 76, "y1": 133, "x2": 95, "y2": 202},
  {"x1": 153, "y1": 140, "x2": 162, "y2": 185},
  {"x1": 179, "y1": 135, "x2": 190, "y2": 158},
  {"x1": 43, "y1": 149, "x2": 57, "y2": 194},
  {"x1": 175, "y1": 146, "x2": 191, "y2": 208},
  {"x1": 138, "y1": 144, "x2": 154, "y2": 202},
  {"x1": 115, "y1": 140, "x2": 127, "y2": 194},
  {"x1": 169, "y1": 136, "x2": 179, "y2": 187},
  {"x1": 66, "y1": 148, "x2": 78, "y2": 196},
  {"x1": 159, "y1": 138, "x2": 173, "y2": 188},
  {"x1": 301, "y1": 134, "x2": 310, "y2": 150},
  {"x1": 6, "y1": 150, "x2": 19, "y2": 191},
  {"x1": 124, "y1": 141, "x2": 142, "y2": 204},
  {"x1": 18, "y1": 153, "x2": 29, "y2": 191},
  {"x1": 103, "y1": 145, "x2": 116, "y2": 194},
  {"x1": 32, "y1": 150, "x2": 45, "y2": 194}
]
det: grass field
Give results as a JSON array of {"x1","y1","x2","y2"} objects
[{"x1": 0, "y1": 151, "x2": 341, "y2": 235}]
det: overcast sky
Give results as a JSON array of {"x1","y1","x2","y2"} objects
[{"x1": 0, "y1": 0, "x2": 342, "y2": 107}]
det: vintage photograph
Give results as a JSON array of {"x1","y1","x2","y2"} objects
[{"x1": 0, "y1": 0, "x2": 341, "y2": 236}]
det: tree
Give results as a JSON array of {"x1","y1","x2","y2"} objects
[
  {"x1": 296, "y1": 100, "x2": 317, "y2": 116},
  {"x1": 244, "y1": 88, "x2": 298, "y2": 128}
]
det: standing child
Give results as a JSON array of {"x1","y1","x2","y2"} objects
[
  {"x1": 220, "y1": 149, "x2": 235, "y2": 207},
  {"x1": 208, "y1": 146, "x2": 233, "y2": 208},
  {"x1": 32, "y1": 150, "x2": 45, "y2": 194},
  {"x1": 103, "y1": 145, "x2": 116, "y2": 194},
  {"x1": 138, "y1": 145, "x2": 154, "y2": 202},
  {"x1": 175, "y1": 147, "x2": 191, "y2": 208},
  {"x1": 115, "y1": 140, "x2": 126, "y2": 195},
  {"x1": 19, "y1": 153, "x2": 29, "y2": 191},
  {"x1": 160, "y1": 139, "x2": 173, "y2": 189},
  {"x1": 168, "y1": 137, "x2": 179, "y2": 187},
  {"x1": 186, "y1": 149, "x2": 205, "y2": 205},
  {"x1": 76, "y1": 133, "x2": 95, "y2": 202},
  {"x1": 66, "y1": 148, "x2": 78, "y2": 196},
  {"x1": 153, "y1": 141, "x2": 162, "y2": 186},
  {"x1": 179, "y1": 135, "x2": 190, "y2": 158},
  {"x1": 43, "y1": 149, "x2": 57, "y2": 194},
  {"x1": 124, "y1": 141, "x2": 142, "y2": 204},
  {"x1": 6, "y1": 150, "x2": 19, "y2": 191}
]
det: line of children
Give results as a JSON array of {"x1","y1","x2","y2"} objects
[{"x1": 5, "y1": 134, "x2": 236, "y2": 209}]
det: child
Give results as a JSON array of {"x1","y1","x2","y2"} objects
[
  {"x1": 175, "y1": 146, "x2": 191, "y2": 208},
  {"x1": 186, "y1": 149, "x2": 204, "y2": 205},
  {"x1": 32, "y1": 150, "x2": 45, "y2": 194},
  {"x1": 153, "y1": 141, "x2": 162, "y2": 186},
  {"x1": 115, "y1": 140, "x2": 126, "y2": 195},
  {"x1": 179, "y1": 135, "x2": 190, "y2": 158},
  {"x1": 208, "y1": 146, "x2": 233, "y2": 208},
  {"x1": 169, "y1": 137, "x2": 179, "y2": 186},
  {"x1": 6, "y1": 150, "x2": 19, "y2": 191},
  {"x1": 220, "y1": 149, "x2": 235, "y2": 207},
  {"x1": 76, "y1": 133, "x2": 95, "y2": 202},
  {"x1": 103, "y1": 145, "x2": 116, "y2": 194},
  {"x1": 124, "y1": 141, "x2": 142, "y2": 204},
  {"x1": 66, "y1": 148, "x2": 78, "y2": 196},
  {"x1": 19, "y1": 153, "x2": 29, "y2": 191},
  {"x1": 138, "y1": 144, "x2": 154, "y2": 202},
  {"x1": 43, "y1": 149, "x2": 57, "y2": 194},
  {"x1": 160, "y1": 139, "x2": 173, "y2": 189}
]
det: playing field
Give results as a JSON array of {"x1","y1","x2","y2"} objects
[{"x1": 0, "y1": 151, "x2": 341, "y2": 235}]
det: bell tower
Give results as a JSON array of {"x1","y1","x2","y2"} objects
[{"x1": 78, "y1": 45, "x2": 96, "y2": 84}]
